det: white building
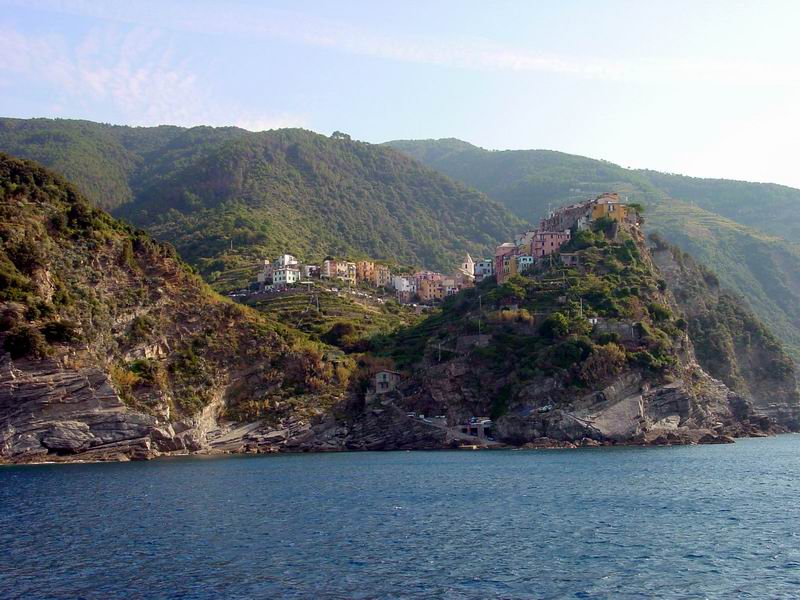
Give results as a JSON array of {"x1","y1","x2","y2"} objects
[
  {"x1": 474, "y1": 259, "x2": 494, "y2": 282},
  {"x1": 321, "y1": 259, "x2": 337, "y2": 279},
  {"x1": 516, "y1": 255, "x2": 535, "y2": 273},
  {"x1": 302, "y1": 264, "x2": 320, "y2": 278},
  {"x1": 273, "y1": 267, "x2": 301, "y2": 288},
  {"x1": 274, "y1": 254, "x2": 299, "y2": 268},
  {"x1": 458, "y1": 253, "x2": 475, "y2": 281},
  {"x1": 392, "y1": 275, "x2": 417, "y2": 293}
]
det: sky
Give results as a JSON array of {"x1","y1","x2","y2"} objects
[{"x1": 3, "y1": 0, "x2": 800, "y2": 187}]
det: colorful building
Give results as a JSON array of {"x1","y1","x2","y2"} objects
[
  {"x1": 372, "y1": 264, "x2": 392, "y2": 287},
  {"x1": 590, "y1": 193, "x2": 628, "y2": 223},
  {"x1": 494, "y1": 243, "x2": 517, "y2": 284},
  {"x1": 419, "y1": 278, "x2": 445, "y2": 302},
  {"x1": 356, "y1": 260, "x2": 375, "y2": 283},
  {"x1": 531, "y1": 230, "x2": 571, "y2": 259}
]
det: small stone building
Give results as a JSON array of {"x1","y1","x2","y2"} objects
[{"x1": 375, "y1": 370, "x2": 401, "y2": 394}]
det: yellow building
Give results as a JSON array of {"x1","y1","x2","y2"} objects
[
  {"x1": 590, "y1": 193, "x2": 628, "y2": 223},
  {"x1": 419, "y1": 278, "x2": 445, "y2": 302},
  {"x1": 372, "y1": 264, "x2": 391, "y2": 288}
]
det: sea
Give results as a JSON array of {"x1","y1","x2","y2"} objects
[{"x1": 2, "y1": 435, "x2": 800, "y2": 599}]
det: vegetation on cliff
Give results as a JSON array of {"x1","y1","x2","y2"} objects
[
  {"x1": 374, "y1": 221, "x2": 686, "y2": 419},
  {"x1": 0, "y1": 153, "x2": 348, "y2": 423},
  {"x1": 650, "y1": 234, "x2": 800, "y2": 426}
]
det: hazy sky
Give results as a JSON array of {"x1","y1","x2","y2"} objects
[{"x1": 3, "y1": 0, "x2": 800, "y2": 187}]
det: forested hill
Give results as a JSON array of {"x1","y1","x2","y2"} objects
[
  {"x1": 0, "y1": 119, "x2": 526, "y2": 281},
  {"x1": 0, "y1": 153, "x2": 349, "y2": 462},
  {"x1": 387, "y1": 138, "x2": 800, "y2": 360},
  {"x1": 387, "y1": 138, "x2": 800, "y2": 236}
]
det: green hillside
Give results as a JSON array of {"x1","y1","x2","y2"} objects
[
  {"x1": 0, "y1": 153, "x2": 348, "y2": 444},
  {"x1": 386, "y1": 138, "x2": 800, "y2": 359},
  {"x1": 0, "y1": 119, "x2": 526, "y2": 287}
]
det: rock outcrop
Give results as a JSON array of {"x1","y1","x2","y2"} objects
[
  {"x1": 0, "y1": 154, "x2": 347, "y2": 463},
  {"x1": 650, "y1": 234, "x2": 800, "y2": 428},
  {"x1": 370, "y1": 215, "x2": 779, "y2": 448}
]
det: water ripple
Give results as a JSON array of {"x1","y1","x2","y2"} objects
[{"x1": 2, "y1": 436, "x2": 800, "y2": 598}]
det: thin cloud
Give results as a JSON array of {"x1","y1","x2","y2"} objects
[
  {"x1": 7, "y1": 0, "x2": 800, "y2": 85},
  {"x1": 0, "y1": 22, "x2": 306, "y2": 129}
]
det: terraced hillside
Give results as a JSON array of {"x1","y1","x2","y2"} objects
[{"x1": 246, "y1": 284, "x2": 424, "y2": 353}]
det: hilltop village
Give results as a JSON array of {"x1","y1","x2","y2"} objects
[{"x1": 250, "y1": 192, "x2": 635, "y2": 302}]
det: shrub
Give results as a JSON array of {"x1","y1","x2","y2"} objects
[
  {"x1": 128, "y1": 315, "x2": 155, "y2": 343},
  {"x1": 492, "y1": 280, "x2": 526, "y2": 305},
  {"x1": 8, "y1": 239, "x2": 46, "y2": 275},
  {"x1": 566, "y1": 229, "x2": 600, "y2": 251},
  {"x1": 592, "y1": 216, "x2": 617, "y2": 237},
  {"x1": 548, "y1": 337, "x2": 593, "y2": 369},
  {"x1": 128, "y1": 358, "x2": 163, "y2": 385},
  {"x1": 577, "y1": 343, "x2": 626, "y2": 384},
  {"x1": 110, "y1": 363, "x2": 141, "y2": 391},
  {"x1": 596, "y1": 332, "x2": 621, "y2": 345},
  {"x1": 490, "y1": 384, "x2": 513, "y2": 419},
  {"x1": 322, "y1": 321, "x2": 360, "y2": 350},
  {"x1": 41, "y1": 320, "x2": 82, "y2": 344},
  {"x1": 3, "y1": 325, "x2": 49, "y2": 359},
  {"x1": 540, "y1": 312, "x2": 570, "y2": 339},
  {"x1": 628, "y1": 202, "x2": 645, "y2": 214},
  {"x1": 647, "y1": 302, "x2": 672, "y2": 323}
]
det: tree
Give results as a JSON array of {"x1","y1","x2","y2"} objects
[{"x1": 541, "y1": 312, "x2": 570, "y2": 339}]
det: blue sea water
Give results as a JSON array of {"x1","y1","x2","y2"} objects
[{"x1": 2, "y1": 436, "x2": 800, "y2": 599}]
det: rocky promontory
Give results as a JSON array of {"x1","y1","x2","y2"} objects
[{"x1": 0, "y1": 156, "x2": 789, "y2": 463}]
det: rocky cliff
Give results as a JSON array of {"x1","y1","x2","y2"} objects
[
  {"x1": 0, "y1": 154, "x2": 348, "y2": 462},
  {"x1": 369, "y1": 217, "x2": 778, "y2": 447},
  {"x1": 650, "y1": 234, "x2": 800, "y2": 428},
  {"x1": 0, "y1": 157, "x2": 786, "y2": 462}
]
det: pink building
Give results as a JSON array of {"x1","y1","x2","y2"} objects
[
  {"x1": 494, "y1": 243, "x2": 517, "y2": 284},
  {"x1": 530, "y1": 230, "x2": 571, "y2": 259}
]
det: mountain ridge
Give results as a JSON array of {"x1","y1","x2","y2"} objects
[
  {"x1": 0, "y1": 119, "x2": 527, "y2": 285},
  {"x1": 386, "y1": 137, "x2": 800, "y2": 360}
]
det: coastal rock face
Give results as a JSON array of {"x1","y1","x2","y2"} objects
[
  {"x1": 495, "y1": 371, "x2": 770, "y2": 446},
  {"x1": 0, "y1": 154, "x2": 347, "y2": 463},
  {"x1": 0, "y1": 155, "x2": 785, "y2": 463},
  {"x1": 0, "y1": 358, "x2": 157, "y2": 461},
  {"x1": 651, "y1": 236, "x2": 800, "y2": 428},
  {"x1": 374, "y1": 217, "x2": 779, "y2": 448}
]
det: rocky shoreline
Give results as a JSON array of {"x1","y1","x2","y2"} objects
[
  {"x1": 0, "y1": 354, "x2": 782, "y2": 465},
  {"x1": 0, "y1": 431, "x2": 779, "y2": 466}
]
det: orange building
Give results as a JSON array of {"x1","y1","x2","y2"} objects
[{"x1": 356, "y1": 261, "x2": 375, "y2": 284}]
